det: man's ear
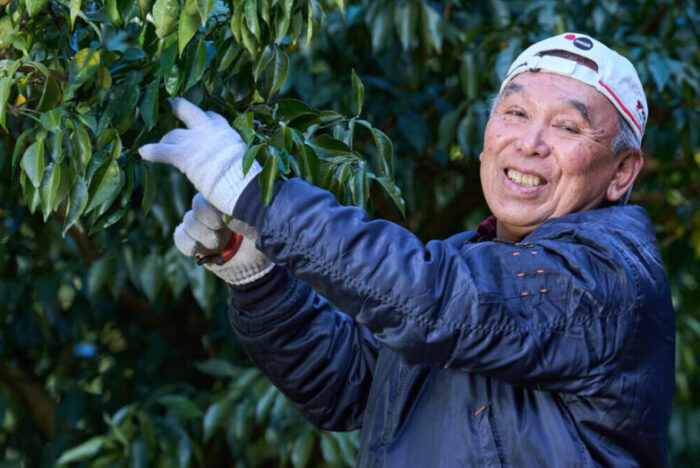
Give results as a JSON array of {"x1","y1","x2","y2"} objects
[{"x1": 606, "y1": 149, "x2": 644, "y2": 203}]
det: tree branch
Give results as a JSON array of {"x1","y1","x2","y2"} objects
[{"x1": 0, "y1": 360, "x2": 55, "y2": 441}]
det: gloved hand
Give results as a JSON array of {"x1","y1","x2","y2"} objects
[
  {"x1": 139, "y1": 98, "x2": 261, "y2": 216},
  {"x1": 175, "y1": 194, "x2": 274, "y2": 286}
]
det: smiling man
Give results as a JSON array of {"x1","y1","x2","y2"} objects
[{"x1": 140, "y1": 33, "x2": 674, "y2": 467}]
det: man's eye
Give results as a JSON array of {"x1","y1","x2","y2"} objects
[
  {"x1": 506, "y1": 109, "x2": 525, "y2": 117},
  {"x1": 557, "y1": 123, "x2": 581, "y2": 134}
]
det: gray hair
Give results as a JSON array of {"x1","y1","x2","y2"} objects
[{"x1": 611, "y1": 113, "x2": 640, "y2": 156}]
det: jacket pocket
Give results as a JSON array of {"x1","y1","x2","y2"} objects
[{"x1": 475, "y1": 403, "x2": 508, "y2": 468}]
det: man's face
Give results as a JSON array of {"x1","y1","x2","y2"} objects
[{"x1": 479, "y1": 71, "x2": 625, "y2": 241}]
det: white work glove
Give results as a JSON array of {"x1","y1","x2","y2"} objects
[
  {"x1": 139, "y1": 98, "x2": 261, "y2": 216},
  {"x1": 174, "y1": 194, "x2": 274, "y2": 286}
]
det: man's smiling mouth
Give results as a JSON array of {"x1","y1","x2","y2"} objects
[{"x1": 505, "y1": 168, "x2": 544, "y2": 187}]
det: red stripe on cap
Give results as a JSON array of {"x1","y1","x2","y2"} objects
[{"x1": 598, "y1": 80, "x2": 641, "y2": 133}]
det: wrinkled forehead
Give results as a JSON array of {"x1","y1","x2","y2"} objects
[{"x1": 498, "y1": 71, "x2": 620, "y2": 125}]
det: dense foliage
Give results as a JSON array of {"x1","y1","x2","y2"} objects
[{"x1": 1, "y1": 0, "x2": 698, "y2": 466}]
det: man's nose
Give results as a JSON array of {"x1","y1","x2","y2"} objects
[{"x1": 516, "y1": 121, "x2": 550, "y2": 158}]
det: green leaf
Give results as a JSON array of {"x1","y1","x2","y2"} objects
[
  {"x1": 141, "y1": 165, "x2": 157, "y2": 215},
  {"x1": 39, "y1": 163, "x2": 61, "y2": 221},
  {"x1": 0, "y1": 77, "x2": 11, "y2": 132},
  {"x1": 255, "y1": 385, "x2": 277, "y2": 423},
  {"x1": 21, "y1": 172, "x2": 41, "y2": 214},
  {"x1": 319, "y1": 433, "x2": 342, "y2": 466},
  {"x1": 259, "y1": 155, "x2": 278, "y2": 205},
  {"x1": 141, "y1": 77, "x2": 160, "y2": 130},
  {"x1": 230, "y1": 4, "x2": 243, "y2": 45},
  {"x1": 25, "y1": 0, "x2": 49, "y2": 17},
  {"x1": 291, "y1": 433, "x2": 315, "y2": 468},
  {"x1": 240, "y1": 16, "x2": 258, "y2": 57},
  {"x1": 203, "y1": 398, "x2": 233, "y2": 442},
  {"x1": 308, "y1": 134, "x2": 352, "y2": 156},
  {"x1": 438, "y1": 109, "x2": 460, "y2": 151},
  {"x1": 459, "y1": 52, "x2": 477, "y2": 101},
  {"x1": 373, "y1": 175, "x2": 405, "y2": 217},
  {"x1": 70, "y1": 0, "x2": 82, "y2": 29},
  {"x1": 12, "y1": 127, "x2": 35, "y2": 173},
  {"x1": 139, "y1": 250, "x2": 163, "y2": 303},
  {"x1": 40, "y1": 108, "x2": 62, "y2": 133},
  {"x1": 253, "y1": 45, "x2": 274, "y2": 81},
  {"x1": 37, "y1": 78, "x2": 61, "y2": 112},
  {"x1": 350, "y1": 162, "x2": 369, "y2": 210},
  {"x1": 242, "y1": 144, "x2": 263, "y2": 174},
  {"x1": 157, "y1": 395, "x2": 203, "y2": 418},
  {"x1": 22, "y1": 141, "x2": 45, "y2": 189},
  {"x1": 87, "y1": 255, "x2": 112, "y2": 297},
  {"x1": 195, "y1": 358, "x2": 238, "y2": 378},
  {"x1": 394, "y1": 0, "x2": 417, "y2": 51},
  {"x1": 233, "y1": 112, "x2": 256, "y2": 145},
  {"x1": 299, "y1": 144, "x2": 320, "y2": 184},
  {"x1": 421, "y1": 2, "x2": 442, "y2": 53},
  {"x1": 106, "y1": 0, "x2": 121, "y2": 27},
  {"x1": 68, "y1": 48, "x2": 101, "y2": 90},
  {"x1": 196, "y1": 0, "x2": 216, "y2": 25},
  {"x1": 184, "y1": 38, "x2": 208, "y2": 91},
  {"x1": 71, "y1": 124, "x2": 92, "y2": 176},
  {"x1": 351, "y1": 68, "x2": 364, "y2": 116},
  {"x1": 370, "y1": 5, "x2": 392, "y2": 52},
  {"x1": 62, "y1": 177, "x2": 88, "y2": 236},
  {"x1": 275, "y1": 98, "x2": 315, "y2": 121},
  {"x1": 57, "y1": 436, "x2": 108, "y2": 465},
  {"x1": 244, "y1": 0, "x2": 260, "y2": 40},
  {"x1": 274, "y1": 9, "x2": 290, "y2": 44},
  {"x1": 357, "y1": 121, "x2": 393, "y2": 178},
  {"x1": 86, "y1": 159, "x2": 122, "y2": 213},
  {"x1": 152, "y1": 0, "x2": 179, "y2": 38},
  {"x1": 179, "y1": 0, "x2": 201, "y2": 56},
  {"x1": 648, "y1": 52, "x2": 672, "y2": 91}
]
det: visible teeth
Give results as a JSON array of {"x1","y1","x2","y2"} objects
[{"x1": 507, "y1": 169, "x2": 542, "y2": 187}]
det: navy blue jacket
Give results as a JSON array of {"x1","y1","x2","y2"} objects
[{"x1": 228, "y1": 178, "x2": 674, "y2": 467}]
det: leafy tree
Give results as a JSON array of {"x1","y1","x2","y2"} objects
[{"x1": 1, "y1": 0, "x2": 699, "y2": 466}]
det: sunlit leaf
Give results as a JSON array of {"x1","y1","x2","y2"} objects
[
  {"x1": 86, "y1": 159, "x2": 122, "y2": 213},
  {"x1": 68, "y1": 48, "x2": 101, "y2": 90},
  {"x1": 39, "y1": 163, "x2": 61, "y2": 221},
  {"x1": 351, "y1": 69, "x2": 364, "y2": 116},
  {"x1": 179, "y1": 0, "x2": 201, "y2": 56},
  {"x1": 62, "y1": 177, "x2": 88, "y2": 236},
  {"x1": 22, "y1": 141, "x2": 45, "y2": 189},
  {"x1": 56, "y1": 436, "x2": 108, "y2": 465},
  {"x1": 25, "y1": 0, "x2": 49, "y2": 17},
  {"x1": 152, "y1": 0, "x2": 179, "y2": 38},
  {"x1": 259, "y1": 154, "x2": 278, "y2": 205}
]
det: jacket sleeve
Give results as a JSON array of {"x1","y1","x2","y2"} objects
[
  {"x1": 227, "y1": 264, "x2": 380, "y2": 431},
  {"x1": 234, "y1": 178, "x2": 647, "y2": 395}
]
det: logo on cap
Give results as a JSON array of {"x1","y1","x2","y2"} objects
[{"x1": 573, "y1": 37, "x2": 593, "y2": 51}]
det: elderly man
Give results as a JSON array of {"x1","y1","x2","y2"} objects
[{"x1": 141, "y1": 33, "x2": 674, "y2": 467}]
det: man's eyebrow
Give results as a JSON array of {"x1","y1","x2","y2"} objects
[
  {"x1": 564, "y1": 99, "x2": 592, "y2": 125},
  {"x1": 502, "y1": 82, "x2": 523, "y2": 96}
]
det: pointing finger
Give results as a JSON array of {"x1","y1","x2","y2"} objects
[
  {"x1": 172, "y1": 97, "x2": 210, "y2": 129},
  {"x1": 138, "y1": 143, "x2": 185, "y2": 168}
]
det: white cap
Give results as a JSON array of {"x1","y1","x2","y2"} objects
[{"x1": 500, "y1": 33, "x2": 647, "y2": 143}]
